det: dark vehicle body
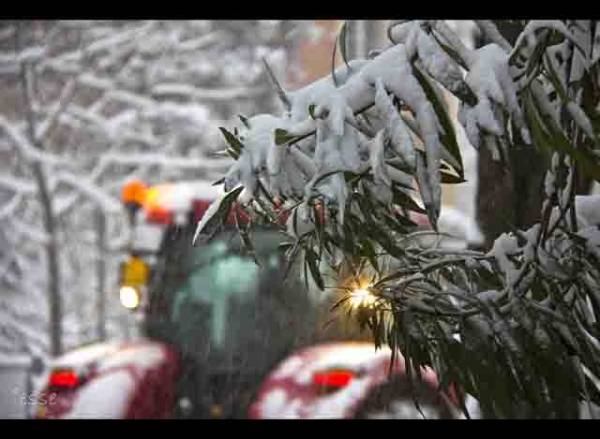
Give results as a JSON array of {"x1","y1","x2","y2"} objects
[
  {"x1": 145, "y1": 218, "x2": 319, "y2": 418},
  {"x1": 35, "y1": 181, "x2": 464, "y2": 419}
]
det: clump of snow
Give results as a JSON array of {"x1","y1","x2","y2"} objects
[
  {"x1": 437, "y1": 206, "x2": 484, "y2": 246},
  {"x1": 548, "y1": 195, "x2": 600, "y2": 231},
  {"x1": 459, "y1": 44, "x2": 530, "y2": 150},
  {"x1": 374, "y1": 78, "x2": 416, "y2": 170},
  {"x1": 415, "y1": 25, "x2": 465, "y2": 94},
  {"x1": 488, "y1": 231, "x2": 521, "y2": 287},
  {"x1": 578, "y1": 226, "x2": 600, "y2": 260}
]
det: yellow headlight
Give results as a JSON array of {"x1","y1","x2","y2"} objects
[{"x1": 119, "y1": 286, "x2": 141, "y2": 310}]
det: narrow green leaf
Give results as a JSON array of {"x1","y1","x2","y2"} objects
[
  {"x1": 392, "y1": 186, "x2": 426, "y2": 214},
  {"x1": 527, "y1": 87, "x2": 600, "y2": 181},
  {"x1": 331, "y1": 295, "x2": 351, "y2": 311},
  {"x1": 193, "y1": 185, "x2": 244, "y2": 243},
  {"x1": 361, "y1": 237, "x2": 380, "y2": 274},
  {"x1": 312, "y1": 169, "x2": 346, "y2": 187},
  {"x1": 440, "y1": 169, "x2": 467, "y2": 184},
  {"x1": 234, "y1": 206, "x2": 258, "y2": 265},
  {"x1": 412, "y1": 64, "x2": 464, "y2": 178},
  {"x1": 524, "y1": 91, "x2": 553, "y2": 156},
  {"x1": 219, "y1": 127, "x2": 244, "y2": 155},
  {"x1": 305, "y1": 247, "x2": 324, "y2": 290},
  {"x1": 274, "y1": 128, "x2": 298, "y2": 146},
  {"x1": 331, "y1": 30, "x2": 339, "y2": 88},
  {"x1": 339, "y1": 21, "x2": 351, "y2": 69},
  {"x1": 238, "y1": 114, "x2": 250, "y2": 128},
  {"x1": 430, "y1": 31, "x2": 469, "y2": 70}
]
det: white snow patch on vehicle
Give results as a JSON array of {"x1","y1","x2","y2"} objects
[
  {"x1": 51, "y1": 341, "x2": 122, "y2": 370},
  {"x1": 64, "y1": 370, "x2": 135, "y2": 419},
  {"x1": 96, "y1": 343, "x2": 166, "y2": 373}
]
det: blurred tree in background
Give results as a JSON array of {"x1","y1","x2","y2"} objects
[{"x1": 0, "y1": 20, "x2": 305, "y2": 357}]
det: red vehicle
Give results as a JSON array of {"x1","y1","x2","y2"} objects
[
  {"x1": 36, "y1": 340, "x2": 179, "y2": 419},
  {"x1": 248, "y1": 342, "x2": 461, "y2": 419},
  {"x1": 38, "y1": 180, "x2": 317, "y2": 419},
  {"x1": 35, "y1": 179, "x2": 469, "y2": 419}
]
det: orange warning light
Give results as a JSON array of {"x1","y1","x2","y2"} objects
[{"x1": 121, "y1": 180, "x2": 148, "y2": 206}]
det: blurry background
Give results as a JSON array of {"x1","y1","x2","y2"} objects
[{"x1": 0, "y1": 20, "x2": 484, "y2": 418}]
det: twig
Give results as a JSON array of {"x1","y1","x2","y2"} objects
[
  {"x1": 262, "y1": 57, "x2": 291, "y2": 111},
  {"x1": 35, "y1": 76, "x2": 78, "y2": 142}
]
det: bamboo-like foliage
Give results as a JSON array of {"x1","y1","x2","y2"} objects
[{"x1": 204, "y1": 20, "x2": 600, "y2": 418}]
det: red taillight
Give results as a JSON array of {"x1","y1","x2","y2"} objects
[
  {"x1": 48, "y1": 369, "x2": 80, "y2": 389},
  {"x1": 313, "y1": 370, "x2": 354, "y2": 388}
]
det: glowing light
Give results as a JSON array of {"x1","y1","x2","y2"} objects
[
  {"x1": 121, "y1": 180, "x2": 148, "y2": 205},
  {"x1": 313, "y1": 369, "x2": 354, "y2": 388},
  {"x1": 48, "y1": 369, "x2": 79, "y2": 389},
  {"x1": 143, "y1": 185, "x2": 166, "y2": 212},
  {"x1": 120, "y1": 286, "x2": 141, "y2": 310},
  {"x1": 142, "y1": 184, "x2": 176, "y2": 224},
  {"x1": 348, "y1": 288, "x2": 377, "y2": 309}
]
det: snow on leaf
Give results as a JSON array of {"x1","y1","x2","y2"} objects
[
  {"x1": 369, "y1": 130, "x2": 391, "y2": 187},
  {"x1": 416, "y1": 27, "x2": 465, "y2": 97},
  {"x1": 414, "y1": 152, "x2": 437, "y2": 229},
  {"x1": 289, "y1": 146, "x2": 317, "y2": 178},
  {"x1": 511, "y1": 20, "x2": 586, "y2": 62},
  {"x1": 462, "y1": 44, "x2": 531, "y2": 148},
  {"x1": 192, "y1": 185, "x2": 243, "y2": 244},
  {"x1": 374, "y1": 78, "x2": 416, "y2": 170}
]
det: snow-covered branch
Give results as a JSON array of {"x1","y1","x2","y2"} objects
[
  {"x1": 55, "y1": 172, "x2": 122, "y2": 215},
  {"x1": 0, "y1": 194, "x2": 23, "y2": 220},
  {"x1": 35, "y1": 76, "x2": 78, "y2": 141},
  {"x1": 107, "y1": 150, "x2": 228, "y2": 167},
  {"x1": 151, "y1": 83, "x2": 268, "y2": 101},
  {"x1": 0, "y1": 116, "x2": 67, "y2": 167},
  {"x1": 0, "y1": 175, "x2": 36, "y2": 195}
]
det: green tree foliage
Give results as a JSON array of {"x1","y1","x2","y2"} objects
[{"x1": 203, "y1": 20, "x2": 600, "y2": 418}]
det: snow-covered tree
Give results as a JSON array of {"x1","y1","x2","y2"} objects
[
  {"x1": 203, "y1": 20, "x2": 600, "y2": 418},
  {"x1": 0, "y1": 20, "x2": 299, "y2": 357}
]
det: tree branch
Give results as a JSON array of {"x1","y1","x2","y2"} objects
[{"x1": 262, "y1": 57, "x2": 291, "y2": 111}]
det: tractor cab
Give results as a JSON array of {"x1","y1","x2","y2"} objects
[{"x1": 118, "y1": 180, "x2": 320, "y2": 418}]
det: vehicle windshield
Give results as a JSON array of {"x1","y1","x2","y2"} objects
[{"x1": 146, "y1": 227, "x2": 316, "y2": 376}]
